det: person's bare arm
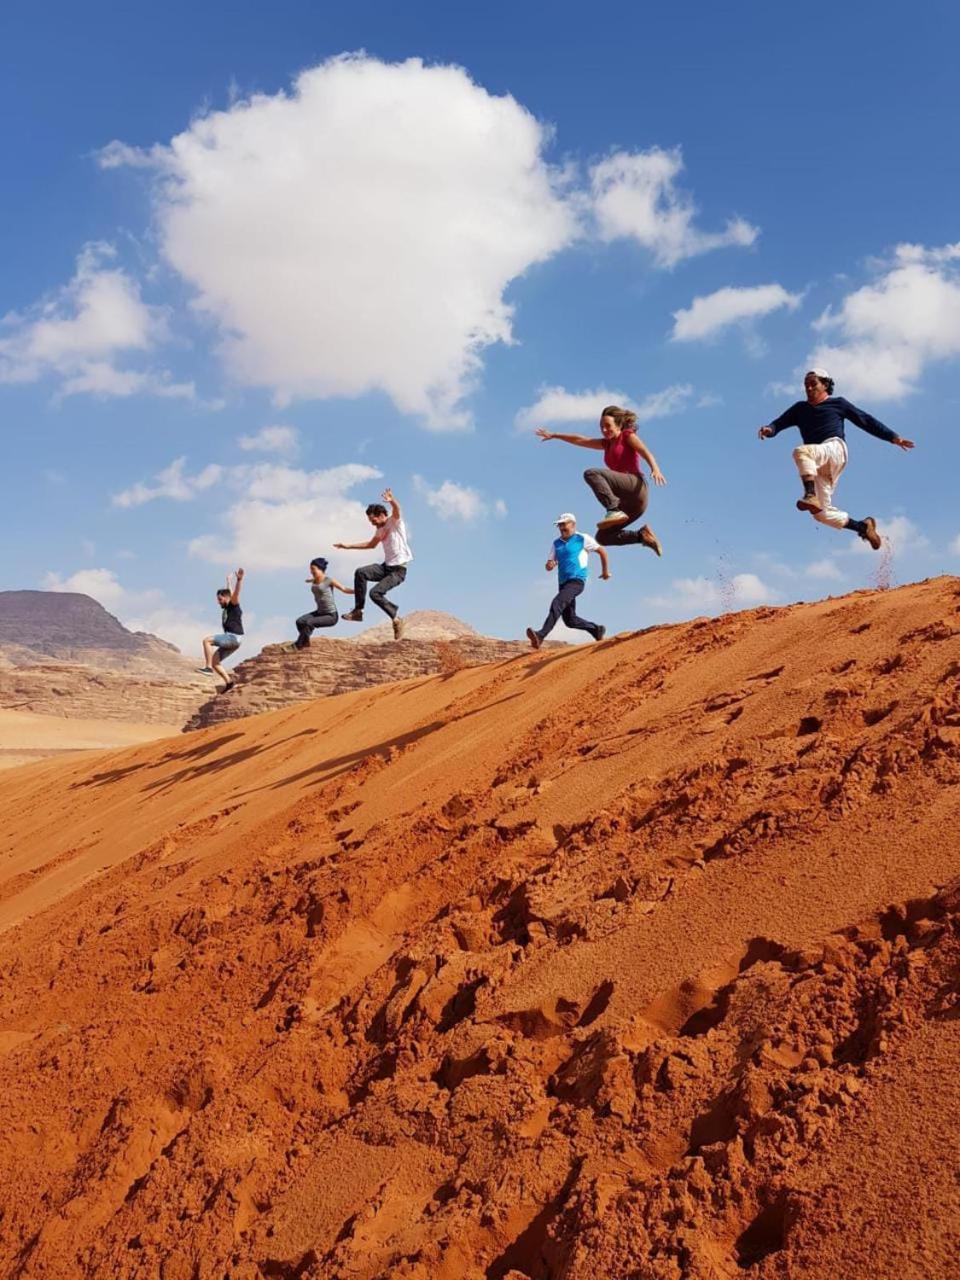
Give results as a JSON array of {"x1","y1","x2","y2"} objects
[
  {"x1": 382, "y1": 487, "x2": 401, "y2": 519},
  {"x1": 334, "y1": 536, "x2": 380, "y2": 550},
  {"x1": 535, "y1": 428, "x2": 605, "y2": 450},
  {"x1": 230, "y1": 567, "x2": 245, "y2": 604},
  {"x1": 595, "y1": 547, "x2": 611, "y2": 580},
  {"x1": 626, "y1": 433, "x2": 666, "y2": 485},
  {"x1": 331, "y1": 578, "x2": 355, "y2": 594}
]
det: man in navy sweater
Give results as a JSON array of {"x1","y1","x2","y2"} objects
[{"x1": 758, "y1": 369, "x2": 915, "y2": 549}]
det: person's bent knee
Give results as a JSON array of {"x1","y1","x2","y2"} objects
[
  {"x1": 583, "y1": 468, "x2": 601, "y2": 482},
  {"x1": 812, "y1": 509, "x2": 835, "y2": 526},
  {"x1": 793, "y1": 444, "x2": 815, "y2": 466}
]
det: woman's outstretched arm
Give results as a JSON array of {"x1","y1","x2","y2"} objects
[{"x1": 535, "y1": 428, "x2": 604, "y2": 450}]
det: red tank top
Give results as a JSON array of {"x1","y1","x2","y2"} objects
[{"x1": 603, "y1": 428, "x2": 641, "y2": 475}]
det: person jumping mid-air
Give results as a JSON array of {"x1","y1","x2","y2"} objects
[
  {"x1": 334, "y1": 488, "x2": 412, "y2": 639},
  {"x1": 198, "y1": 567, "x2": 244, "y2": 690},
  {"x1": 536, "y1": 405, "x2": 666, "y2": 555},
  {"x1": 291, "y1": 557, "x2": 354, "y2": 650},
  {"x1": 759, "y1": 368, "x2": 915, "y2": 549},
  {"x1": 526, "y1": 513, "x2": 610, "y2": 650}
]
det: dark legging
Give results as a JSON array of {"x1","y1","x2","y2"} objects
[
  {"x1": 295, "y1": 610, "x2": 338, "y2": 647},
  {"x1": 534, "y1": 578, "x2": 601, "y2": 641},
  {"x1": 355, "y1": 562, "x2": 407, "y2": 619},
  {"x1": 583, "y1": 467, "x2": 651, "y2": 546}
]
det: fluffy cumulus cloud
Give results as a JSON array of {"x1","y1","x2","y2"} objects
[
  {"x1": 589, "y1": 147, "x2": 758, "y2": 268},
  {"x1": 672, "y1": 283, "x2": 802, "y2": 342},
  {"x1": 515, "y1": 383, "x2": 694, "y2": 429},
  {"x1": 805, "y1": 557, "x2": 844, "y2": 581},
  {"x1": 850, "y1": 514, "x2": 929, "y2": 557},
  {"x1": 412, "y1": 475, "x2": 505, "y2": 521},
  {"x1": 809, "y1": 243, "x2": 960, "y2": 400},
  {"x1": 187, "y1": 461, "x2": 382, "y2": 569},
  {"x1": 0, "y1": 242, "x2": 193, "y2": 400},
  {"x1": 237, "y1": 425, "x2": 299, "y2": 456},
  {"x1": 101, "y1": 55, "x2": 577, "y2": 429},
  {"x1": 646, "y1": 572, "x2": 780, "y2": 614},
  {"x1": 42, "y1": 566, "x2": 129, "y2": 607},
  {"x1": 112, "y1": 457, "x2": 224, "y2": 508}
]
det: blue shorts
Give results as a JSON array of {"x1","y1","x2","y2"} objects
[{"x1": 212, "y1": 633, "x2": 241, "y2": 651}]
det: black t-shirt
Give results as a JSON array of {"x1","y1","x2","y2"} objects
[{"x1": 221, "y1": 603, "x2": 244, "y2": 635}]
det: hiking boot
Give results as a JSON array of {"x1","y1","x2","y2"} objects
[
  {"x1": 594, "y1": 625, "x2": 607, "y2": 642},
  {"x1": 796, "y1": 494, "x2": 822, "y2": 513},
  {"x1": 392, "y1": 616, "x2": 406, "y2": 640},
  {"x1": 526, "y1": 627, "x2": 542, "y2": 650},
  {"x1": 597, "y1": 508, "x2": 629, "y2": 529},
  {"x1": 639, "y1": 525, "x2": 663, "y2": 557},
  {"x1": 859, "y1": 516, "x2": 882, "y2": 550},
  {"x1": 341, "y1": 609, "x2": 363, "y2": 622}
]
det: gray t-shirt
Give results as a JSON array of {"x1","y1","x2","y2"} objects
[{"x1": 311, "y1": 581, "x2": 336, "y2": 615}]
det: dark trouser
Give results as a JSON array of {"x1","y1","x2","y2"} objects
[
  {"x1": 583, "y1": 468, "x2": 650, "y2": 545},
  {"x1": 295, "y1": 610, "x2": 338, "y2": 646},
  {"x1": 535, "y1": 578, "x2": 601, "y2": 641},
  {"x1": 355, "y1": 563, "x2": 407, "y2": 619}
]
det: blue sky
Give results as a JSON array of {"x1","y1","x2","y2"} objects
[{"x1": 2, "y1": 0, "x2": 959, "y2": 656}]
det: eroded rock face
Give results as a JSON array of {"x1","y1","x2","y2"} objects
[
  {"x1": 184, "y1": 628, "x2": 536, "y2": 731},
  {"x1": 0, "y1": 663, "x2": 207, "y2": 725}
]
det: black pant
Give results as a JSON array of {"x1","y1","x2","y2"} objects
[
  {"x1": 583, "y1": 467, "x2": 649, "y2": 546},
  {"x1": 295, "y1": 610, "x2": 338, "y2": 646},
  {"x1": 535, "y1": 578, "x2": 601, "y2": 641},
  {"x1": 355, "y1": 563, "x2": 407, "y2": 619}
]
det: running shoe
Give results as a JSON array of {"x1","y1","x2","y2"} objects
[
  {"x1": 597, "y1": 508, "x2": 629, "y2": 529},
  {"x1": 392, "y1": 616, "x2": 406, "y2": 640},
  {"x1": 860, "y1": 516, "x2": 882, "y2": 550},
  {"x1": 341, "y1": 609, "x2": 363, "y2": 622},
  {"x1": 526, "y1": 627, "x2": 541, "y2": 650}
]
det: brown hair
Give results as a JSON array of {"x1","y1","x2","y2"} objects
[{"x1": 600, "y1": 404, "x2": 637, "y2": 432}]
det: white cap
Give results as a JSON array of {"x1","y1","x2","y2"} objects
[
  {"x1": 555, "y1": 512, "x2": 576, "y2": 525},
  {"x1": 807, "y1": 367, "x2": 832, "y2": 380}
]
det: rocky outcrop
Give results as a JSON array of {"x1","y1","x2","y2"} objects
[
  {"x1": 0, "y1": 662, "x2": 207, "y2": 725},
  {"x1": 0, "y1": 591, "x2": 194, "y2": 679},
  {"x1": 185, "y1": 623, "x2": 536, "y2": 730}
]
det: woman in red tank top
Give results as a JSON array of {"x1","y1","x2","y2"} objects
[{"x1": 535, "y1": 405, "x2": 667, "y2": 555}]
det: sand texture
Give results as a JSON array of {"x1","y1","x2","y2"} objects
[
  {"x1": 1, "y1": 577, "x2": 959, "y2": 1279},
  {"x1": 0, "y1": 708, "x2": 180, "y2": 771}
]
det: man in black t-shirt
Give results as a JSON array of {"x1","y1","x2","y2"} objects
[
  {"x1": 198, "y1": 567, "x2": 244, "y2": 690},
  {"x1": 758, "y1": 369, "x2": 915, "y2": 550}
]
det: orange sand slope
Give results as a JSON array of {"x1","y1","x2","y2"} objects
[{"x1": 1, "y1": 577, "x2": 959, "y2": 1280}]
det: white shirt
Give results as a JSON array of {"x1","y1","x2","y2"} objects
[{"x1": 375, "y1": 515, "x2": 413, "y2": 566}]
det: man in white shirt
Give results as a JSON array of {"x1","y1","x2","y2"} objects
[{"x1": 335, "y1": 488, "x2": 413, "y2": 640}]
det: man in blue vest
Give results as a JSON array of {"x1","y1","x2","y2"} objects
[{"x1": 527, "y1": 513, "x2": 610, "y2": 650}]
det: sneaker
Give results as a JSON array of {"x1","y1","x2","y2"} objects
[
  {"x1": 196, "y1": 666, "x2": 214, "y2": 675},
  {"x1": 341, "y1": 609, "x2": 363, "y2": 622},
  {"x1": 526, "y1": 627, "x2": 542, "y2": 650},
  {"x1": 639, "y1": 525, "x2": 663, "y2": 557},
  {"x1": 594, "y1": 626, "x2": 607, "y2": 642},
  {"x1": 392, "y1": 616, "x2": 406, "y2": 640},
  {"x1": 796, "y1": 493, "x2": 822, "y2": 513},
  {"x1": 597, "y1": 508, "x2": 629, "y2": 529},
  {"x1": 859, "y1": 516, "x2": 882, "y2": 551}
]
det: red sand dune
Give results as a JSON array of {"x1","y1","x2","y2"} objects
[{"x1": 1, "y1": 576, "x2": 959, "y2": 1279}]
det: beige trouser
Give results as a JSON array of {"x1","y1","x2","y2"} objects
[{"x1": 792, "y1": 439, "x2": 849, "y2": 529}]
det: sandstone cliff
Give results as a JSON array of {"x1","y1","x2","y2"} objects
[{"x1": 185, "y1": 614, "x2": 535, "y2": 730}]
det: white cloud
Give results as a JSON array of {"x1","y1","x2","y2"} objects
[
  {"x1": 0, "y1": 242, "x2": 192, "y2": 400},
  {"x1": 188, "y1": 461, "x2": 382, "y2": 569},
  {"x1": 102, "y1": 54, "x2": 577, "y2": 429},
  {"x1": 646, "y1": 572, "x2": 780, "y2": 615},
  {"x1": 672, "y1": 283, "x2": 802, "y2": 342},
  {"x1": 112, "y1": 456, "x2": 224, "y2": 508},
  {"x1": 849, "y1": 514, "x2": 929, "y2": 557},
  {"x1": 951, "y1": 533, "x2": 960, "y2": 556},
  {"x1": 589, "y1": 147, "x2": 758, "y2": 268},
  {"x1": 237, "y1": 424, "x2": 299, "y2": 456},
  {"x1": 42, "y1": 567, "x2": 128, "y2": 607},
  {"x1": 515, "y1": 383, "x2": 693, "y2": 430},
  {"x1": 412, "y1": 474, "x2": 504, "y2": 522},
  {"x1": 805, "y1": 557, "x2": 844, "y2": 581},
  {"x1": 809, "y1": 242, "x2": 960, "y2": 400}
]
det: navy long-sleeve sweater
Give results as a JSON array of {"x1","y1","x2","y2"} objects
[{"x1": 768, "y1": 397, "x2": 897, "y2": 446}]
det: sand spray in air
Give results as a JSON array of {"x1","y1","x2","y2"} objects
[{"x1": 871, "y1": 538, "x2": 895, "y2": 591}]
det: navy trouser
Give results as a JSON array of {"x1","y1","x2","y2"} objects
[
  {"x1": 295, "y1": 610, "x2": 337, "y2": 647},
  {"x1": 535, "y1": 578, "x2": 601, "y2": 641},
  {"x1": 355, "y1": 563, "x2": 407, "y2": 619}
]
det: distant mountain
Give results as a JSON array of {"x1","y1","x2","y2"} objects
[
  {"x1": 349, "y1": 609, "x2": 481, "y2": 644},
  {"x1": 0, "y1": 591, "x2": 193, "y2": 679}
]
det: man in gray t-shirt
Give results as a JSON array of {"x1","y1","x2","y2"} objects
[{"x1": 292, "y1": 558, "x2": 355, "y2": 650}]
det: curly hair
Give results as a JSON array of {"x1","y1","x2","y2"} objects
[{"x1": 600, "y1": 404, "x2": 638, "y2": 432}]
